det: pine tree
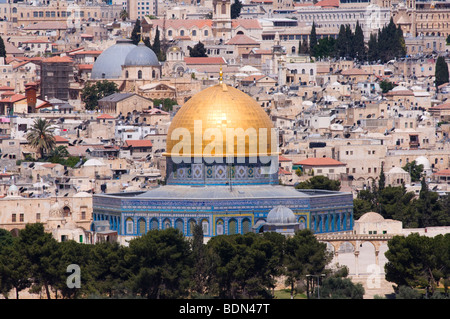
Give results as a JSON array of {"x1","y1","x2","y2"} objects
[
  {"x1": 0, "y1": 36, "x2": 6, "y2": 58},
  {"x1": 231, "y1": 0, "x2": 243, "y2": 19},
  {"x1": 130, "y1": 19, "x2": 141, "y2": 45},
  {"x1": 309, "y1": 22, "x2": 318, "y2": 56},
  {"x1": 353, "y1": 21, "x2": 365, "y2": 61},
  {"x1": 435, "y1": 56, "x2": 449, "y2": 88},
  {"x1": 188, "y1": 41, "x2": 208, "y2": 57}
]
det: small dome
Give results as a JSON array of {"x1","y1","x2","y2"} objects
[
  {"x1": 8, "y1": 184, "x2": 18, "y2": 193},
  {"x1": 357, "y1": 212, "x2": 385, "y2": 223},
  {"x1": 266, "y1": 206, "x2": 297, "y2": 225},
  {"x1": 91, "y1": 39, "x2": 136, "y2": 79},
  {"x1": 124, "y1": 41, "x2": 159, "y2": 67},
  {"x1": 83, "y1": 159, "x2": 105, "y2": 167},
  {"x1": 388, "y1": 167, "x2": 408, "y2": 174},
  {"x1": 415, "y1": 156, "x2": 431, "y2": 170}
]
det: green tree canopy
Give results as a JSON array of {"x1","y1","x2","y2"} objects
[
  {"x1": 402, "y1": 160, "x2": 424, "y2": 182},
  {"x1": 295, "y1": 175, "x2": 341, "y2": 191},
  {"x1": 130, "y1": 19, "x2": 141, "y2": 45},
  {"x1": 435, "y1": 56, "x2": 449, "y2": 88},
  {"x1": 0, "y1": 36, "x2": 6, "y2": 58},
  {"x1": 127, "y1": 228, "x2": 193, "y2": 299},
  {"x1": 231, "y1": 0, "x2": 243, "y2": 19},
  {"x1": 81, "y1": 80, "x2": 119, "y2": 110},
  {"x1": 188, "y1": 41, "x2": 208, "y2": 57}
]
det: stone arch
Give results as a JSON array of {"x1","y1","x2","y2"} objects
[
  {"x1": 10, "y1": 228, "x2": 20, "y2": 237},
  {"x1": 358, "y1": 241, "x2": 376, "y2": 275}
]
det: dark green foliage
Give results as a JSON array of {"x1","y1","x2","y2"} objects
[
  {"x1": 317, "y1": 276, "x2": 365, "y2": 299},
  {"x1": 380, "y1": 80, "x2": 396, "y2": 93},
  {"x1": 153, "y1": 98, "x2": 177, "y2": 112},
  {"x1": 435, "y1": 56, "x2": 449, "y2": 88},
  {"x1": 127, "y1": 228, "x2": 193, "y2": 299},
  {"x1": 130, "y1": 19, "x2": 141, "y2": 45},
  {"x1": 81, "y1": 80, "x2": 119, "y2": 110},
  {"x1": 231, "y1": 0, "x2": 243, "y2": 19},
  {"x1": 152, "y1": 26, "x2": 165, "y2": 62},
  {"x1": 295, "y1": 175, "x2": 341, "y2": 191},
  {"x1": 206, "y1": 232, "x2": 286, "y2": 299},
  {"x1": 402, "y1": 160, "x2": 424, "y2": 182},
  {"x1": 188, "y1": 41, "x2": 208, "y2": 58},
  {"x1": 285, "y1": 229, "x2": 332, "y2": 299},
  {"x1": 385, "y1": 233, "x2": 450, "y2": 295},
  {"x1": 309, "y1": 22, "x2": 317, "y2": 54},
  {"x1": 0, "y1": 36, "x2": 6, "y2": 58}
]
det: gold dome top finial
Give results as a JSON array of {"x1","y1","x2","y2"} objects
[{"x1": 219, "y1": 65, "x2": 223, "y2": 84}]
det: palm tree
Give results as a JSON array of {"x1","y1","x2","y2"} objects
[
  {"x1": 120, "y1": 9, "x2": 128, "y2": 21},
  {"x1": 26, "y1": 118, "x2": 56, "y2": 159}
]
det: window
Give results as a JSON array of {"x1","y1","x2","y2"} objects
[
  {"x1": 20, "y1": 214, "x2": 24, "y2": 222},
  {"x1": 138, "y1": 218, "x2": 146, "y2": 235},
  {"x1": 201, "y1": 219, "x2": 209, "y2": 235},
  {"x1": 242, "y1": 219, "x2": 250, "y2": 234},
  {"x1": 138, "y1": 70, "x2": 142, "y2": 79},
  {"x1": 216, "y1": 219, "x2": 224, "y2": 235},
  {"x1": 81, "y1": 211, "x2": 86, "y2": 220},
  {"x1": 229, "y1": 219, "x2": 237, "y2": 234},
  {"x1": 36, "y1": 213, "x2": 40, "y2": 222},
  {"x1": 12, "y1": 214, "x2": 16, "y2": 222},
  {"x1": 175, "y1": 219, "x2": 183, "y2": 233},
  {"x1": 126, "y1": 218, "x2": 133, "y2": 234}
]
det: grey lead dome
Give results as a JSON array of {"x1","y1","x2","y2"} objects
[
  {"x1": 123, "y1": 41, "x2": 160, "y2": 67},
  {"x1": 91, "y1": 39, "x2": 135, "y2": 79}
]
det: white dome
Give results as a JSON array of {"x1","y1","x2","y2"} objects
[
  {"x1": 8, "y1": 184, "x2": 18, "y2": 192},
  {"x1": 415, "y1": 156, "x2": 431, "y2": 170},
  {"x1": 83, "y1": 159, "x2": 106, "y2": 167},
  {"x1": 388, "y1": 167, "x2": 408, "y2": 174},
  {"x1": 267, "y1": 206, "x2": 297, "y2": 225},
  {"x1": 358, "y1": 212, "x2": 385, "y2": 223}
]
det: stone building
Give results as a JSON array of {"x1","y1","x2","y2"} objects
[{"x1": 97, "y1": 92, "x2": 153, "y2": 117}]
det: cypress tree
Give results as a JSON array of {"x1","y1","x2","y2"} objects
[
  {"x1": 367, "y1": 33, "x2": 378, "y2": 62},
  {"x1": 435, "y1": 56, "x2": 449, "y2": 88},
  {"x1": 309, "y1": 22, "x2": 318, "y2": 55},
  {"x1": 130, "y1": 19, "x2": 141, "y2": 45},
  {"x1": 336, "y1": 25, "x2": 347, "y2": 58},
  {"x1": 353, "y1": 21, "x2": 365, "y2": 61},
  {"x1": 0, "y1": 36, "x2": 6, "y2": 58}
]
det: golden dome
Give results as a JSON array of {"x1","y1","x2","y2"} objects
[{"x1": 165, "y1": 83, "x2": 277, "y2": 158}]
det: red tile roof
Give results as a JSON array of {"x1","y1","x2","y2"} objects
[
  {"x1": 279, "y1": 155, "x2": 292, "y2": 162},
  {"x1": 124, "y1": 140, "x2": 153, "y2": 148},
  {"x1": 294, "y1": 157, "x2": 345, "y2": 166},
  {"x1": 0, "y1": 94, "x2": 26, "y2": 103},
  {"x1": 184, "y1": 57, "x2": 226, "y2": 65},
  {"x1": 434, "y1": 169, "x2": 450, "y2": 176},
  {"x1": 314, "y1": 0, "x2": 339, "y2": 7},
  {"x1": 226, "y1": 34, "x2": 259, "y2": 45},
  {"x1": 97, "y1": 114, "x2": 115, "y2": 119},
  {"x1": 54, "y1": 135, "x2": 69, "y2": 143},
  {"x1": 42, "y1": 56, "x2": 73, "y2": 63},
  {"x1": 77, "y1": 64, "x2": 93, "y2": 70},
  {"x1": 279, "y1": 167, "x2": 292, "y2": 175}
]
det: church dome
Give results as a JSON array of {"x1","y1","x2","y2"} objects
[
  {"x1": 91, "y1": 39, "x2": 136, "y2": 79},
  {"x1": 124, "y1": 41, "x2": 160, "y2": 67},
  {"x1": 164, "y1": 83, "x2": 277, "y2": 157},
  {"x1": 266, "y1": 206, "x2": 297, "y2": 225},
  {"x1": 415, "y1": 156, "x2": 431, "y2": 170}
]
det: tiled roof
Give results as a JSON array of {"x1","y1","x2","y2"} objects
[
  {"x1": 54, "y1": 135, "x2": 69, "y2": 143},
  {"x1": 184, "y1": 57, "x2": 226, "y2": 65},
  {"x1": 97, "y1": 114, "x2": 116, "y2": 119},
  {"x1": 279, "y1": 155, "x2": 292, "y2": 162},
  {"x1": 124, "y1": 140, "x2": 153, "y2": 148},
  {"x1": 42, "y1": 56, "x2": 73, "y2": 63},
  {"x1": 294, "y1": 157, "x2": 346, "y2": 166},
  {"x1": 314, "y1": 0, "x2": 339, "y2": 7},
  {"x1": 279, "y1": 168, "x2": 292, "y2": 175},
  {"x1": 0, "y1": 94, "x2": 26, "y2": 103},
  {"x1": 434, "y1": 169, "x2": 450, "y2": 176},
  {"x1": 232, "y1": 19, "x2": 262, "y2": 29},
  {"x1": 226, "y1": 34, "x2": 259, "y2": 45}
]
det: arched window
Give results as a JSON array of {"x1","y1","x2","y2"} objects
[
  {"x1": 291, "y1": 46, "x2": 296, "y2": 54},
  {"x1": 126, "y1": 218, "x2": 134, "y2": 234},
  {"x1": 216, "y1": 219, "x2": 224, "y2": 235},
  {"x1": 310, "y1": 69, "x2": 314, "y2": 76},
  {"x1": 204, "y1": 30, "x2": 208, "y2": 36},
  {"x1": 150, "y1": 218, "x2": 158, "y2": 230},
  {"x1": 192, "y1": 30, "x2": 197, "y2": 36},
  {"x1": 168, "y1": 30, "x2": 172, "y2": 36},
  {"x1": 138, "y1": 218, "x2": 146, "y2": 235},
  {"x1": 242, "y1": 218, "x2": 251, "y2": 234},
  {"x1": 138, "y1": 70, "x2": 142, "y2": 79},
  {"x1": 175, "y1": 219, "x2": 184, "y2": 233},
  {"x1": 180, "y1": 30, "x2": 185, "y2": 36},
  {"x1": 163, "y1": 218, "x2": 171, "y2": 229},
  {"x1": 188, "y1": 219, "x2": 196, "y2": 236},
  {"x1": 125, "y1": 70, "x2": 129, "y2": 78},
  {"x1": 228, "y1": 219, "x2": 237, "y2": 235},
  {"x1": 152, "y1": 70, "x2": 156, "y2": 78},
  {"x1": 201, "y1": 219, "x2": 209, "y2": 235},
  {"x1": 63, "y1": 206, "x2": 71, "y2": 217}
]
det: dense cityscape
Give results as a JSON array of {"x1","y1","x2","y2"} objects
[{"x1": 0, "y1": 0, "x2": 448, "y2": 303}]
